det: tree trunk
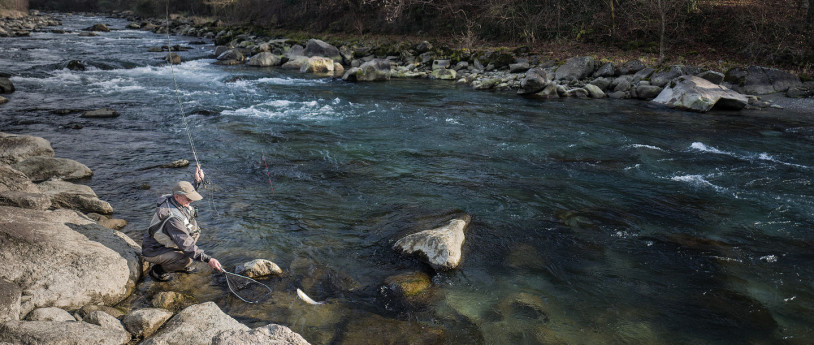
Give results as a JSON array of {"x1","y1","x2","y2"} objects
[
  {"x1": 808, "y1": 0, "x2": 814, "y2": 29},
  {"x1": 658, "y1": 0, "x2": 665, "y2": 65}
]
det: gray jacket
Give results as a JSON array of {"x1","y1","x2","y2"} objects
[{"x1": 142, "y1": 194, "x2": 212, "y2": 263}]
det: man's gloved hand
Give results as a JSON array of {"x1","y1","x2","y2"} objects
[{"x1": 208, "y1": 258, "x2": 222, "y2": 272}]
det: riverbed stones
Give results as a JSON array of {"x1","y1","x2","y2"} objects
[
  {"x1": 301, "y1": 56, "x2": 335, "y2": 75},
  {"x1": 0, "y1": 206, "x2": 141, "y2": 317},
  {"x1": 247, "y1": 52, "x2": 282, "y2": 66},
  {"x1": 619, "y1": 59, "x2": 646, "y2": 75},
  {"x1": 140, "y1": 302, "x2": 249, "y2": 345},
  {"x1": 519, "y1": 68, "x2": 549, "y2": 95},
  {"x1": 151, "y1": 291, "x2": 196, "y2": 311},
  {"x1": 122, "y1": 308, "x2": 173, "y2": 338},
  {"x1": 342, "y1": 59, "x2": 391, "y2": 82},
  {"x1": 555, "y1": 56, "x2": 598, "y2": 82},
  {"x1": 234, "y1": 259, "x2": 283, "y2": 278},
  {"x1": 281, "y1": 56, "x2": 309, "y2": 70},
  {"x1": 584, "y1": 84, "x2": 606, "y2": 98},
  {"x1": 215, "y1": 49, "x2": 245, "y2": 65},
  {"x1": 25, "y1": 307, "x2": 75, "y2": 322},
  {"x1": 725, "y1": 66, "x2": 802, "y2": 95},
  {"x1": 0, "y1": 133, "x2": 54, "y2": 165},
  {"x1": 81, "y1": 108, "x2": 120, "y2": 118},
  {"x1": 84, "y1": 23, "x2": 110, "y2": 32},
  {"x1": 0, "y1": 77, "x2": 13, "y2": 93},
  {"x1": 0, "y1": 320, "x2": 131, "y2": 345},
  {"x1": 593, "y1": 62, "x2": 616, "y2": 78},
  {"x1": 393, "y1": 215, "x2": 471, "y2": 271},
  {"x1": 636, "y1": 84, "x2": 664, "y2": 100},
  {"x1": 213, "y1": 324, "x2": 311, "y2": 345},
  {"x1": 431, "y1": 68, "x2": 457, "y2": 80},
  {"x1": 652, "y1": 75, "x2": 748, "y2": 112}
]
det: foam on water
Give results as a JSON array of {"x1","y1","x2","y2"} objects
[
  {"x1": 670, "y1": 174, "x2": 726, "y2": 192},
  {"x1": 627, "y1": 144, "x2": 666, "y2": 151}
]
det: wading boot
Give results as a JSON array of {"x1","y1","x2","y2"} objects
[
  {"x1": 180, "y1": 265, "x2": 198, "y2": 274},
  {"x1": 149, "y1": 265, "x2": 172, "y2": 282}
]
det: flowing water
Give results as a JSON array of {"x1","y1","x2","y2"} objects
[{"x1": 2, "y1": 13, "x2": 814, "y2": 344}]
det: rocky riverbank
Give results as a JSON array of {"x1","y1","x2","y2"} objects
[
  {"x1": 105, "y1": 11, "x2": 814, "y2": 114},
  {"x1": 0, "y1": 132, "x2": 312, "y2": 345}
]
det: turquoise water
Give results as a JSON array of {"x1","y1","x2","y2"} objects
[{"x1": 2, "y1": 13, "x2": 814, "y2": 344}]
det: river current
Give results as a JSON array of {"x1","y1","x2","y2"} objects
[{"x1": 2, "y1": 13, "x2": 813, "y2": 344}]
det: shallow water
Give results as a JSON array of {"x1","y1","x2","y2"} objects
[{"x1": 2, "y1": 13, "x2": 814, "y2": 344}]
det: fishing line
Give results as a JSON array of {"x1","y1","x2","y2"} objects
[{"x1": 222, "y1": 270, "x2": 274, "y2": 304}]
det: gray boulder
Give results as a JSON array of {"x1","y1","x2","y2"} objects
[
  {"x1": 0, "y1": 278, "x2": 21, "y2": 322},
  {"x1": 12, "y1": 156, "x2": 92, "y2": 182},
  {"x1": 725, "y1": 66, "x2": 802, "y2": 95},
  {"x1": 593, "y1": 62, "x2": 615, "y2": 77},
  {"x1": 284, "y1": 44, "x2": 305, "y2": 59},
  {"x1": 632, "y1": 67, "x2": 655, "y2": 82},
  {"x1": 555, "y1": 56, "x2": 598, "y2": 82},
  {"x1": 81, "y1": 108, "x2": 119, "y2": 118},
  {"x1": 518, "y1": 68, "x2": 549, "y2": 95},
  {"x1": 0, "y1": 206, "x2": 142, "y2": 317},
  {"x1": 650, "y1": 66, "x2": 685, "y2": 87},
  {"x1": 393, "y1": 215, "x2": 471, "y2": 271},
  {"x1": 618, "y1": 59, "x2": 646, "y2": 75},
  {"x1": 611, "y1": 75, "x2": 633, "y2": 93},
  {"x1": 590, "y1": 77, "x2": 612, "y2": 91},
  {"x1": 0, "y1": 77, "x2": 14, "y2": 93},
  {"x1": 566, "y1": 88, "x2": 590, "y2": 99},
  {"x1": 0, "y1": 133, "x2": 54, "y2": 165},
  {"x1": 213, "y1": 324, "x2": 311, "y2": 345},
  {"x1": 0, "y1": 320, "x2": 130, "y2": 345},
  {"x1": 303, "y1": 39, "x2": 341, "y2": 62},
  {"x1": 247, "y1": 52, "x2": 282, "y2": 67},
  {"x1": 37, "y1": 180, "x2": 113, "y2": 214},
  {"x1": 534, "y1": 84, "x2": 560, "y2": 99},
  {"x1": 342, "y1": 59, "x2": 391, "y2": 82},
  {"x1": 509, "y1": 61, "x2": 530, "y2": 73},
  {"x1": 84, "y1": 310, "x2": 127, "y2": 333},
  {"x1": 636, "y1": 85, "x2": 664, "y2": 100},
  {"x1": 697, "y1": 70, "x2": 724, "y2": 84},
  {"x1": 140, "y1": 302, "x2": 249, "y2": 345},
  {"x1": 432, "y1": 60, "x2": 451, "y2": 70},
  {"x1": 652, "y1": 75, "x2": 748, "y2": 112},
  {"x1": 215, "y1": 49, "x2": 245, "y2": 65},
  {"x1": 84, "y1": 23, "x2": 110, "y2": 32},
  {"x1": 234, "y1": 259, "x2": 283, "y2": 278},
  {"x1": 123, "y1": 308, "x2": 173, "y2": 338},
  {"x1": 25, "y1": 307, "x2": 75, "y2": 322}
]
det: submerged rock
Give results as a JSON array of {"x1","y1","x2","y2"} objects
[
  {"x1": 81, "y1": 108, "x2": 119, "y2": 118},
  {"x1": 393, "y1": 215, "x2": 471, "y2": 270},
  {"x1": 235, "y1": 259, "x2": 283, "y2": 278},
  {"x1": 652, "y1": 75, "x2": 748, "y2": 112},
  {"x1": 0, "y1": 77, "x2": 14, "y2": 93}
]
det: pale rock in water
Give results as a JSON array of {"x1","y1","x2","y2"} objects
[
  {"x1": 235, "y1": 259, "x2": 283, "y2": 278},
  {"x1": 393, "y1": 215, "x2": 471, "y2": 270},
  {"x1": 652, "y1": 75, "x2": 748, "y2": 112},
  {"x1": 300, "y1": 56, "x2": 335, "y2": 75},
  {"x1": 214, "y1": 324, "x2": 312, "y2": 345}
]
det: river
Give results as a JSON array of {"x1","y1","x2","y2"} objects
[{"x1": 1, "y1": 13, "x2": 813, "y2": 344}]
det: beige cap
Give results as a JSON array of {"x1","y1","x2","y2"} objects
[{"x1": 173, "y1": 181, "x2": 202, "y2": 201}]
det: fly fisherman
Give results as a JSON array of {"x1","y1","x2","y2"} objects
[{"x1": 142, "y1": 165, "x2": 223, "y2": 282}]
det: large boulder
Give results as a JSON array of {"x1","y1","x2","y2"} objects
[
  {"x1": 518, "y1": 68, "x2": 549, "y2": 95},
  {"x1": 0, "y1": 320, "x2": 130, "y2": 345},
  {"x1": 0, "y1": 133, "x2": 54, "y2": 165},
  {"x1": 247, "y1": 52, "x2": 282, "y2": 67},
  {"x1": 430, "y1": 68, "x2": 457, "y2": 80},
  {"x1": 234, "y1": 259, "x2": 283, "y2": 279},
  {"x1": 697, "y1": 70, "x2": 725, "y2": 85},
  {"x1": 593, "y1": 62, "x2": 616, "y2": 78},
  {"x1": 303, "y1": 39, "x2": 341, "y2": 62},
  {"x1": 300, "y1": 56, "x2": 335, "y2": 76},
  {"x1": 652, "y1": 75, "x2": 748, "y2": 112},
  {"x1": 555, "y1": 56, "x2": 598, "y2": 82},
  {"x1": 140, "y1": 302, "x2": 249, "y2": 345},
  {"x1": 37, "y1": 180, "x2": 113, "y2": 214},
  {"x1": 636, "y1": 84, "x2": 664, "y2": 100},
  {"x1": 393, "y1": 215, "x2": 471, "y2": 271},
  {"x1": 0, "y1": 77, "x2": 14, "y2": 93},
  {"x1": 618, "y1": 59, "x2": 646, "y2": 75},
  {"x1": 25, "y1": 307, "x2": 75, "y2": 322},
  {"x1": 122, "y1": 308, "x2": 173, "y2": 338},
  {"x1": 12, "y1": 156, "x2": 93, "y2": 182},
  {"x1": 342, "y1": 59, "x2": 392, "y2": 82},
  {"x1": 725, "y1": 66, "x2": 802, "y2": 95},
  {"x1": 0, "y1": 206, "x2": 142, "y2": 317},
  {"x1": 281, "y1": 56, "x2": 309, "y2": 70},
  {"x1": 650, "y1": 65, "x2": 685, "y2": 87},
  {"x1": 213, "y1": 324, "x2": 311, "y2": 345},
  {"x1": 0, "y1": 278, "x2": 22, "y2": 322}
]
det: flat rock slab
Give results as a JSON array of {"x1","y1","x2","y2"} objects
[
  {"x1": 213, "y1": 324, "x2": 312, "y2": 345},
  {"x1": 0, "y1": 206, "x2": 141, "y2": 317},
  {"x1": 0, "y1": 320, "x2": 130, "y2": 345},
  {"x1": 0, "y1": 133, "x2": 54, "y2": 165},
  {"x1": 12, "y1": 156, "x2": 93, "y2": 182},
  {"x1": 37, "y1": 179, "x2": 114, "y2": 214},
  {"x1": 652, "y1": 75, "x2": 748, "y2": 112}
]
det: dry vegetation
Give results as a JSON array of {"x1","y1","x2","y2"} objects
[{"x1": 29, "y1": 0, "x2": 814, "y2": 77}]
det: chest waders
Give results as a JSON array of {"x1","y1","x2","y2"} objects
[{"x1": 149, "y1": 199, "x2": 199, "y2": 250}]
